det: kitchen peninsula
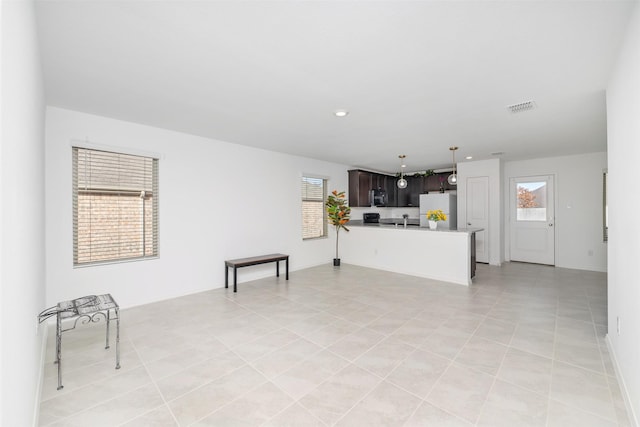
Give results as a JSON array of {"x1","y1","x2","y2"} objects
[{"x1": 340, "y1": 222, "x2": 480, "y2": 286}]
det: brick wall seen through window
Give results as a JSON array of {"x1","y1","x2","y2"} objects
[
  {"x1": 73, "y1": 147, "x2": 159, "y2": 265},
  {"x1": 302, "y1": 176, "x2": 327, "y2": 239}
]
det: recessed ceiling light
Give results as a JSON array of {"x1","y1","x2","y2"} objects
[
  {"x1": 465, "y1": 156, "x2": 473, "y2": 160},
  {"x1": 334, "y1": 110, "x2": 349, "y2": 117}
]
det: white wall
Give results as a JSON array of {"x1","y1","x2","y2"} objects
[
  {"x1": 606, "y1": 2, "x2": 640, "y2": 424},
  {"x1": 1, "y1": 0, "x2": 47, "y2": 425},
  {"x1": 45, "y1": 107, "x2": 349, "y2": 308},
  {"x1": 457, "y1": 158, "x2": 503, "y2": 266},
  {"x1": 503, "y1": 152, "x2": 607, "y2": 272}
]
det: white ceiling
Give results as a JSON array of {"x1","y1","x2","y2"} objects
[{"x1": 35, "y1": 0, "x2": 635, "y2": 173}]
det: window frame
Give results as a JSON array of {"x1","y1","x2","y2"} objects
[
  {"x1": 72, "y1": 146, "x2": 159, "y2": 266},
  {"x1": 301, "y1": 175, "x2": 328, "y2": 240}
]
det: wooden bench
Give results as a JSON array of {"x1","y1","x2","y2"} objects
[{"x1": 225, "y1": 253, "x2": 289, "y2": 292}]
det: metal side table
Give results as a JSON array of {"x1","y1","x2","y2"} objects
[{"x1": 38, "y1": 294, "x2": 121, "y2": 390}]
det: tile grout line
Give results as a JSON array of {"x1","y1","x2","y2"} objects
[
  {"x1": 122, "y1": 337, "x2": 181, "y2": 427},
  {"x1": 475, "y1": 288, "x2": 530, "y2": 426},
  {"x1": 545, "y1": 289, "x2": 561, "y2": 427},
  {"x1": 214, "y1": 332, "x2": 333, "y2": 425},
  {"x1": 39, "y1": 334, "x2": 142, "y2": 425}
]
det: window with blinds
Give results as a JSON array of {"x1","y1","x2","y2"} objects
[
  {"x1": 73, "y1": 147, "x2": 159, "y2": 265},
  {"x1": 302, "y1": 176, "x2": 327, "y2": 239}
]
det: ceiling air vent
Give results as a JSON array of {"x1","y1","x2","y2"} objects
[{"x1": 507, "y1": 100, "x2": 535, "y2": 113}]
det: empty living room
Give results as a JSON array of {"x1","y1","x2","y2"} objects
[{"x1": 2, "y1": 1, "x2": 640, "y2": 426}]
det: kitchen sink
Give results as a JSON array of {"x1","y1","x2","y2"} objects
[{"x1": 379, "y1": 221, "x2": 420, "y2": 228}]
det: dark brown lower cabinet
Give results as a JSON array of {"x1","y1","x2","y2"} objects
[{"x1": 470, "y1": 232, "x2": 477, "y2": 279}]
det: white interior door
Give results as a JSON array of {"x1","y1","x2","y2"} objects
[
  {"x1": 509, "y1": 175, "x2": 555, "y2": 265},
  {"x1": 466, "y1": 176, "x2": 489, "y2": 263}
]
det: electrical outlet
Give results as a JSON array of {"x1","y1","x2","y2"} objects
[{"x1": 617, "y1": 316, "x2": 621, "y2": 335}]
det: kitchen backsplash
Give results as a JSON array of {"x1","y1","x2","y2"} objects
[{"x1": 350, "y1": 206, "x2": 420, "y2": 220}]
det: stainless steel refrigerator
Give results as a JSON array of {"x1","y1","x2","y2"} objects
[{"x1": 419, "y1": 193, "x2": 457, "y2": 229}]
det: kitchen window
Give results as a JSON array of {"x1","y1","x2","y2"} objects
[
  {"x1": 301, "y1": 176, "x2": 327, "y2": 239},
  {"x1": 72, "y1": 147, "x2": 159, "y2": 265}
]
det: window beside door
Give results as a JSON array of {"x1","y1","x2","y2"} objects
[{"x1": 301, "y1": 176, "x2": 327, "y2": 239}]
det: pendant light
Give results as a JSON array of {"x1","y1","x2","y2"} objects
[
  {"x1": 397, "y1": 155, "x2": 407, "y2": 189},
  {"x1": 447, "y1": 146, "x2": 458, "y2": 186}
]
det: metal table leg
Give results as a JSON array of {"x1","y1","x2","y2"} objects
[
  {"x1": 56, "y1": 312, "x2": 63, "y2": 390},
  {"x1": 105, "y1": 309, "x2": 110, "y2": 349},
  {"x1": 115, "y1": 307, "x2": 121, "y2": 369}
]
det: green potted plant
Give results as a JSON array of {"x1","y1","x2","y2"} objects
[{"x1": 326, "y1": 190, "x2": 351, "y2": 266}]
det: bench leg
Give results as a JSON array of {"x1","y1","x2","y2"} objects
[
  {"x1": 225, "y1": 264, "x2": 228, "y2": 288},
  {"x1": 286, "y1": 257, "x2": 289, "y2": 280},
  {"x1": 234, "y1": 267, "x2": 237, "y2": 293},
  {"x1": 276, "y1": 261, "x2": 280, "y2": 277}
]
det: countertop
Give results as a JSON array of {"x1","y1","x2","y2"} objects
[{"x1": 348, "y1": 219, "x2": 482, "y2": 234}]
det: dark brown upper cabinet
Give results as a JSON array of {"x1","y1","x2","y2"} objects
[
  {"x1": 348, "y1": 170, "x2": 372, "y2": 207},
  {"x1": 348, "y1": 170, "x2": 454, "y2": 208}
]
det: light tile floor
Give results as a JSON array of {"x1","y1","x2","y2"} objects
[{"x1": 39, "y1": 263, "x2": 631, "y2": 426}]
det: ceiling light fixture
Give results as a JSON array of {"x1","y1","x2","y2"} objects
[
  {"x1": 397, "y1": 155, "x2": 407, "y2": 189},
  {"x1": 447, "y1": 147, "x2": 458, "y2": 186},
  {"x1": 465, "y1": 156, "x2": 473, "y2": 160},
  {"x1": 334, "y1": 110, "x2": 349, "y2": 117}
]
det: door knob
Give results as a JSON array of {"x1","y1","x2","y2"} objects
[
  {"x1": 549, "y1": 223, "x2": 553, "y2": 226},
  {"x1": 467, "y1": 223, "x2": 471, "y2": 226}
]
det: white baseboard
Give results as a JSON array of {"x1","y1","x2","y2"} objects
[
  {"x1": 32, "y1": 322, "x2": 49, "y2": 427},
  {"x1": 606, "y1": 334, "x2": 639, "y2": 427}
]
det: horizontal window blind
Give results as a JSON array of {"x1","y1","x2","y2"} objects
[
  {"x1": 73, "y1": 147, "x2": 159, "y2": 265},
  {"x1": 302, "y1": 176, "x2": 326, "y2": 239}
]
